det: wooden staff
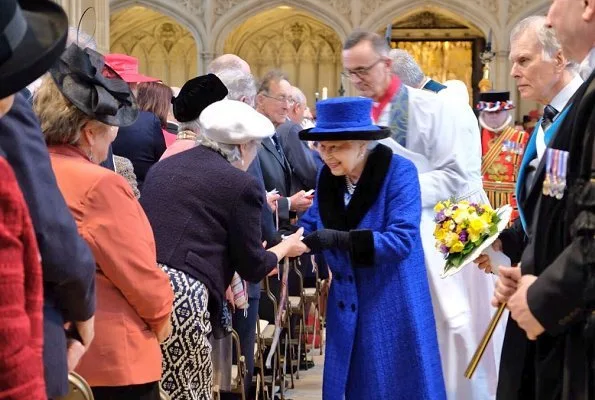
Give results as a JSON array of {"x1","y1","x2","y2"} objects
[{"x1": 465, "y1": 302, "x2": 507, "y2": 379}]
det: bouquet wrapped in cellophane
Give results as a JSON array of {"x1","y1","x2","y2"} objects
[{"x1": 433, "y1": 199, "x2": 512, "y2": 278}]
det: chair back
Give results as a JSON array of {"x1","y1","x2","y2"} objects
[{"x1": 56, "y1": 372, "x2": 94, "y2": 400}]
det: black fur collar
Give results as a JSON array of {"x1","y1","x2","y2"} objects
[{"x1": 317, "y1": 144, "x2": 393, "y2": 231}]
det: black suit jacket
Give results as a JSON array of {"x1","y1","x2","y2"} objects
[
  {"x1": 246, "y1": 159, "x2": 281, "y2": 299},
  {"x1": 277, "y1": 121, "x2": 317, "y2": 192},
  {"x1": 112, "y1": 110, "x2": 166, "y2": 190},
  {"x1": 497, "y1": 69, "x2": 595, "y2": 400},
  {"x1": 0, "y1": 94, "x2": 96, "y2": 398},
  {"x1": 258, "y1": 134, "x2": 293, "y2": 222}
]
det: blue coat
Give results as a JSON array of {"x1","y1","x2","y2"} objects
[{"x1": 299, "y1": 144, "x2": 445, "y2": 400}]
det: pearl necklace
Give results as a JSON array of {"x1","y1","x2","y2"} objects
[{"x1": 345, "y1": 176, "x2": 357, "y2": 195}]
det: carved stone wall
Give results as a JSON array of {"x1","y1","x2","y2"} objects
[
  {"x1": 102, "y1": 0, "x2": 549, "y2": 107},
  {"x1": 225, "y1": 12, "x2": 343, "y2": 106},
  {"x1": 110, "y1": 6, "x2": 197, "y2": 87}
]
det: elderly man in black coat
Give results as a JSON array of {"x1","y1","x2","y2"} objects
[{"x1": 493, "y1": 1, "x2": 595, "y2": 399}]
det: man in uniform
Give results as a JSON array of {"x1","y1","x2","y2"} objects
[{"x1": 477, "y1": 91, "x2": 529, "y2": 220}]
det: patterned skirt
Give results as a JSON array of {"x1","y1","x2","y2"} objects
[{"x1": 159, "y1": 264, "x2": 213, "y2": 400}]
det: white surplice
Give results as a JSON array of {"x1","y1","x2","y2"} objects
[{"x1": 375, "y1": 85, "x2": 506, "y2": 400}]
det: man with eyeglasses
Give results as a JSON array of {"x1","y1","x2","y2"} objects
[
  {"x1": 342, "y1": 30, "x2": 499, "y2": 400},
  {"x1": 255, "y1": 70, "x2": 314, "y2": 226}
]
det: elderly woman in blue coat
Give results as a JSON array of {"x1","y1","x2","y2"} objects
[{"x1": 300, "y1": 97, "x2": 446, "y2": 400}]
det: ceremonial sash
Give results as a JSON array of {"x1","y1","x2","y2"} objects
[{"x1": 481, "y1": 126, "x2": 518, "y2": 176}]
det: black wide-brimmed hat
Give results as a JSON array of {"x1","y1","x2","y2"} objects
[
  {"x1": 299, "y1": 97, "x2": 391, "y2": 141},
  {"x1": 50, "y1": 44, "x2": 139, "y2": 127},
  {"x1": 0, "y1": 0, "x2": 69, "y2": 99},
  {"x1": 173, "y1": 74, "x2": 228, "y2": 123},
  {"x1": 476, "y1": 91, "x2": 515, "y2": 112}
]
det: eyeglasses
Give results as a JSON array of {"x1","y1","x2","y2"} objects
[
  {"x1": 342, "y1": 58, "x2": 385, "y2": 80},
  {"x1": 261, "y1": 93, "x2": 293, "y2": 104}
]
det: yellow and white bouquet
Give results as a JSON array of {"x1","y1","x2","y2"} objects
[{"x1": 433, "y1": 199, "x2": 512, "y2": 278}]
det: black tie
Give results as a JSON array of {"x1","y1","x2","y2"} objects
[
  {"x1": 272, "y1": 135, "x2": 284, "y2": 159},
  {"x1": 541, "y1": 105, "x2": 559, "y2": 131}
]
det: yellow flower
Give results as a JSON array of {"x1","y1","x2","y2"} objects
[
  {"x1": 452, "y1": 208, "x2": 467, "y2": 224},
  {"x1": 434, "y1": 226, "x2": 446, "y2": 241},
  {"x1": 470, "y1": 217, "x2": 489, "y2": 234},
  {"x1": 468, "y1": 229, "x2": 481, "y2": 243},
  {"x1": 434, "y1": 202, "x2": 446, "y2": 213},
  {"x1": 450, "y1": 241, "x2": 465, "y2": 253},
  {"x1": 445, "y1": 232, "x2": 459, "y2": 247},
  {"x1": 481, "y1": 211, "x2": 493, "y2": 224}
]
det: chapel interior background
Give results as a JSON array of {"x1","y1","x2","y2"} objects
[{"x1": 53, "y1": 0, "x2": 552, "y2": 121}]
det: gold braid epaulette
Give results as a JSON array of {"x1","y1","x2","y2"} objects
[{"x1": 481, "y1": 126, "x2": 523, "y2": 176}]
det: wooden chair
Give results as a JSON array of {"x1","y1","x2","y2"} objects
[
  {"x1": 229, "y1": 329, "x2": 247, "y2": 400},
  {"x1": 159, "y1": 387, "x2": 171, "y2": 400},
  {"x1": 56, "y1": 372, "x2": 94, "y2": 400}
]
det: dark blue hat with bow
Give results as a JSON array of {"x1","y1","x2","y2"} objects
[
  {"x1": 299, "y1": 97, "x2": 390, "y2": 141},
  {"x1": 50, "y1": 44, "x2": 139, "y2": 127}
]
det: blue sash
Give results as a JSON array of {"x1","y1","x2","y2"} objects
[
  {"x1": 516, "y1": 106, "x2": 572, "y2": 231},
  {"x1": 422, "y1": 79, "x2": 447, "y2": 93}
]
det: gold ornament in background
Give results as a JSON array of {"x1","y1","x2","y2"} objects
[{"x1": 396, "y1": 41, "x2": 473, "y2": 103}]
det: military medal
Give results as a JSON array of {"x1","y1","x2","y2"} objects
[
  {"x1": 555, "y1": 150, "x2": 569, "y2": 199},
  {"x1": 543, "y1": 148, "x2": 553, "y2": 196}
]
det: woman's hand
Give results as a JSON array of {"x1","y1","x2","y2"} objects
[
  {"x1": 284, "y1": 227, "x2": 309, "y2": 257},
  {"x1": 156, "y1": 319, "x2": 173, "y2": 343},
  {"x1": 66, "y1": 339, "x2": 86, "y2": 371},
  {"x1": 269, "y1": 227, "x2": 309, "y2": 261}
]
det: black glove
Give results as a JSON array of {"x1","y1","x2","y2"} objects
[{"x1": 302, "y1": 229, "x2": 350, "y2": 253}]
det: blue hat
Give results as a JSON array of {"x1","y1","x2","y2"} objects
[{"x1": 299, "y1": 97, "x2": 391, "y2": 141}]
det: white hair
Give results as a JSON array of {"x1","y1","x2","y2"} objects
[
  {"x1": 510, "y1": 15, "x2": 577, "y2": 71},
  {"x1": 389, "y1": 49, "x2": 425, "y2": 88},
  {"x1": 290, "y1": 86, "x2": 307, "y2": 105},
  {"x1": 197, "y1": 134, "x2": 242, "y2": 163},
  {"x1": 214, "y1": 69, "x2": 257, "y2": 107},
  {"x1": 178, "y1": 118, "x2": 201, "y2": 134}
]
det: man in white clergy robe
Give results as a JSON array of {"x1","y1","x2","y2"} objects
[{"x1": 342, "y1": 30, "x2": 505, "y2": 400}]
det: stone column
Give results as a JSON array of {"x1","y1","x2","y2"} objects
[
  {"x1": 52, "y1": 0, "x2": 110, "y2": 54},
  {"x1": 201, "y1": 52, "x2": 216, "y2": 75}
]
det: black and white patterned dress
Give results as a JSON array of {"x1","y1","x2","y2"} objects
[{"x1": 159, "y1": 264, "x2": 212, "y2": 400}]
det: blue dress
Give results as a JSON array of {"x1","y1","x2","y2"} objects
[{"x1": 299, "y1": 144, "x2": 445, "y2": 399}]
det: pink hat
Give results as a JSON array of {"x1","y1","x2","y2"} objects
[{"x1": 104, "y1": 54, "x2": 158, "y2": 83}]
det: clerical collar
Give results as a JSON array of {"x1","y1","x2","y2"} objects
[
  {"x1": 579, "y1": 47, "x2": 595, "y2": 80},
  {"x1": 372, "y1": 75, "x2": 401, "y2": 122}
]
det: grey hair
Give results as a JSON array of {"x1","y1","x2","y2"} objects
[
  {"x1": 389, "y1": 49, "x2": 425, "y2": 87},
  {"x1": 215, "y1": 69, "x2": 257, "y2": 107},
  {"x1": 290, "y1": 86, "x2": 307, "y2": 105},
  {"x1": 343, "y1": 30, "x2": 389, "y2": 56},
  {"x1": 197, "y1": 134, "x2": 242, "y2": 163},
  {"x1": 67, "y1": 27, "x2": 97, "y2": 50},
  {"x1": 178, "y1": 118, "x2": 201, "y2": 134},
  {"x1": 510, "y1": 16, "x2": 562, "y2": 61}
]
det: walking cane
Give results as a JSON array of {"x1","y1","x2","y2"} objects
[
  {"x1": 466, "y1": 261, "x2": 519, "y2": 378},
  {"x1": 464, "y1": 302, "x2": 507, "y2": 378}
]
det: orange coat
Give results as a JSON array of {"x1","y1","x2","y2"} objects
[{"x1": 48, "y1": 145, "x2": 173, "y2": 387}]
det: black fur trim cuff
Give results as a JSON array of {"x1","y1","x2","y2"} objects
[{"x1": 349, "y1": 229, "x2": 375, "y2": 267}]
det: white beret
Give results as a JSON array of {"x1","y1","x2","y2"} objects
[{"x1": 199, "y1": 99, "x2": 275, "y2": 144}]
